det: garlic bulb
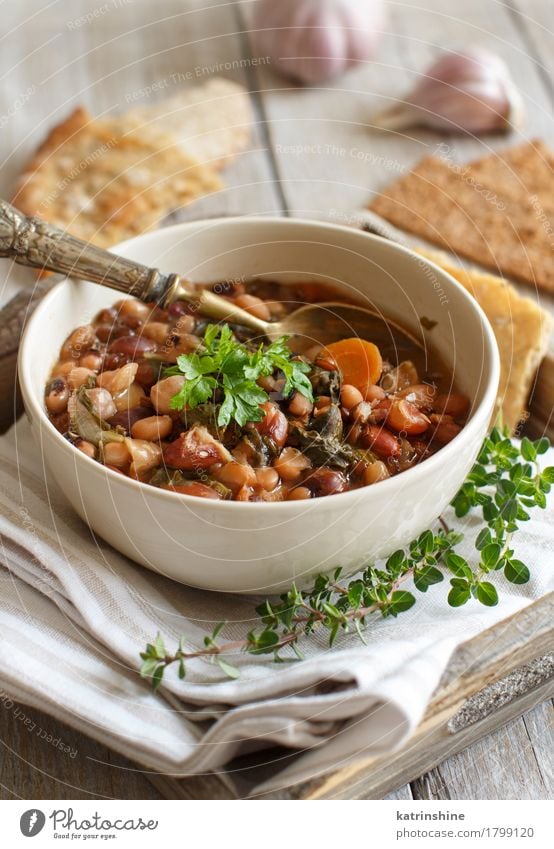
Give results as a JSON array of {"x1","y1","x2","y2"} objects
[
  {"x1": 251, "y1": 0, "x2": 387, "y2": 85},
  {"x1": 373, "y1": 48, "x2": 524, "y2": 134}
]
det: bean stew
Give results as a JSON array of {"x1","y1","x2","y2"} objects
[{"x1": 45, "y1": 280, "x2": 469, "y2": 501}]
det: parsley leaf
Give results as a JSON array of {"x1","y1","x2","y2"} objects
[{"x1": 166, "y1": 323, "x2": 314, "y2": 428}]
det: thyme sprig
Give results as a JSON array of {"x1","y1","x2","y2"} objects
[{"x1": 140, "y1": 428, "x2": 553, "y2": 689}]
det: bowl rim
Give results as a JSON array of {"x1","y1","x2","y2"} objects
[{"x1": 18, "y1": 215, "x2": 501, "y2": 511}]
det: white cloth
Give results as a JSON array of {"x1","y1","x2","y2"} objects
[{"x1": 0, "y1": 420, "x2": 552, "y2": 794}]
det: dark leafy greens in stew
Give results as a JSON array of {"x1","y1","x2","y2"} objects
[{"x1": 45, "y1": 280, "x2": 469, "y2": 501}]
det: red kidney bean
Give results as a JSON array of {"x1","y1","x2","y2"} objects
[
  {"x1": 432, "y1": 418, "x2": 462, "y2": 444},
  {"x1": 361, "y1": 425, "x2": 401, "y2": 458},
  {"x1": 108, "y1": 336, "x2": 157, "y2": 358},
  {"x1": 96, "y1": 322, "x2": 134, "y2": 343}
]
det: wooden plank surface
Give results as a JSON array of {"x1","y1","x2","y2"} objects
[{"x1": 0, "y1": 0, "x2": 553, "y2": 801}]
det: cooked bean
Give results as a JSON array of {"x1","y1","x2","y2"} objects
[
  {"x1": 163, "y1": 426, "x2": 232, "y2": 470},
  {"x1": 361, "y1": 425, "x2": 400, "y2": 458},
  {"x1": 287, "y1": 486, "x2": 312, "y2": 500},
  {"x1": 255, "y1": 402, "x2": 288, "y2": 448},
  {"x1": 97, "y1": 363, "x2": 138, "y2": 395},
  {"x1": 45, "y1": 378, "x2": 69, "y2": 414},
  {"x1": 113, "y1": 382, "x2": 146, "y2": 413},
  {"x1": 434, "y1": 393, "x2": 470, "y2": 418},
  {"x1": 103, "y1": 442, "x2": 130, "y2": 468},
  {"x1": 60, "y1": 325, "x2": 96, "y2": 361},
  {"x1": 171, "y1": 313, "x2": 196, "y2": 335},
  {"x1": 214, "y1": 461, "x2": 257, "y2": 493},
  {"x1": 288, "y1": 391, "x2": 313, "y2": 418},
  {"x1": 102, "y1": 352, "x2": 129, "y2": 371},
  {"x1": 142, "y1": 322, "x2": 171, "y2": 344},
  {"x1": 168, "y1": 301, "x2": 191, "y2": 318},
  {"x1": 340, "y1": 384, "x2": 363, "y2": 410},
  {"x1": 75, "y1": 439, "x2": 96, "y2": 459},
  {"x1": 304, "y1": 468, "x2": 347, "y2": 497},
  {"x1": 116, "y1": 298, "x2": 152, "y2": 321},
  {"x1": 108, "y1": 335, "x2": 157, "y2": 358},
  {"x1": 163, "y1": 482, "x2": 222, "y2": 499},
  {"x1": 125, "y1": 438, "x2": 162, "y2": 476},
  {"x1": 364, "y1": 460, "x2": 390, "y2": 485},
  {"x1": 315, "y1": 395, "x2": 331, "y2": 410},
  {"x1": 52, "y1": 361, "x2": 74, "y2": 379},
  {"x1": 95, "y1": 307, "x2": 117, "y2": 324},
  {"x1": 386, "y1": 399, "x2": 430, "y2": 435},
  {"x1": 68, "y1": 367, "x2": 95, "y2": 391},
  {"x1": 255, "y1": 467, "x2": 279, "y2": 492},
  {"x1": 431, "y1": 416, "x2": 462, "y2": 444},
  {"x1": 134, "y1": 361, "x2": 160, "y2": 388},
  {"x1": 107, "y1": 406, "x2": 152, "y2": 435},
  {"x1": 274, "y1": 447, "x2": 311, "y2": 481},
  {"x1": 234, "y1": 293, "x2": 271, "y2": 321},
  {"x1": 131, "y1": 415, "x2": 173, "y2": 441},
  {"x1": 87, "y1": 387, "x2": 117, "y2": 420},
  {"x1": 150, "y1": 375, "x2": 185, "y2": 414},
  {"x1": 79, "y1": 353, "x2": 102, "y2": 371},
  {"x1": 398, "y1": 383, "x2": 436, "y2": 410},
  {"x1": 362, "y1": 384, "x2": 386, "y2": 402}
]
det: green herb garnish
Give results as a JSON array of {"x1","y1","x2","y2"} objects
[
  {"x1": 165, "y1": 323, "x2": 313, "y2": 428},
  {"x1": 140, "y1": 427, "x2": 553, "y2": 687}
]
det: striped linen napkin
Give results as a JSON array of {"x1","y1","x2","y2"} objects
[{"x1": 0, "y1": 419, "x2": 552, "y2": 794}]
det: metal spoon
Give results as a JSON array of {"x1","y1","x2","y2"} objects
[{"x1": 0, "y1": 200, "x2": 418, "y2": 350}]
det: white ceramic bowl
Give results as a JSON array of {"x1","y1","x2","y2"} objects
[{"x1": 19, "y1": 217, "x2": 499, "y2": 594}]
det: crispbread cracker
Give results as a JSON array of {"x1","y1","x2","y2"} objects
[
  {"x1": 123, "y1": 78, "x2": 252, "y2": 170},
  {"x1": 417, "y1": 248, "x2": 552, "y2": 432},
  {"x1": 466, "y1": 140, "x2": 554, "y2": 213},
  {"x1": 371, "y1": 154, "x2": 554, "y2": 292},
  {"x1": 13, "y1": 107, "x2": 222, "y2": 248}
]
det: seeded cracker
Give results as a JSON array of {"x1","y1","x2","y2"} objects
[{"x1": 370, "y1": 152, "x2": 554, "y2": 293}]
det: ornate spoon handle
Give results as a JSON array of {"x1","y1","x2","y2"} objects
[{"x1": 0, "y1": 199, "x2": 178, "y2": 304}]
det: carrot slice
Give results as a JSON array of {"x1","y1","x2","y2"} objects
[{"x1": 316, "y1": 338, "x2": 383, "y2": 392}]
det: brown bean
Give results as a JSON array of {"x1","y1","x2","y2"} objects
[
  {"x1": 45, "y1": 378, "x2": 69, "y2": 414},
  {"x1": 304, "y1": 468, "x2": 347, "y2": 497},
  {"x1": 142, "y1": 322, "x2": 171, "y2": 344},
  {"x1": 255, "y1": 467, "x2": 279, "y2": 492},
  {"x1": 361, "y1": 425, "x2": 400, "y2": 458},
  {"x1": 432, "y1": 418, "x2": 462, "y2": 444},
  {"x1": 434, "y1": 393, "x2": 470, "y2": 418},
  {"x1": 60, "y1": 325, "x2": 96, "y2": 361},
  {"x1": 214, "y1": 461, "x2": 257, "y2": 493},
  {"x1": 340, "y1": 384, "x2": 363, "y2": 410},
  {"x1": 103, "y1": 442, "x2": 131, "y2": 468},
  {"x1": 131, "y1": 415, "x2": 173, "y2": 441},
  {"x1": 288, "y1": 391, "x2": 313, "y2": 418},
  {"x1": 75, "y1": 439, "x2": 96, "y2": 459},
  {"x1": 163, "y1": 482, "x2": 222, "y2": 499},
  {"x1": 255, "y1": 402, "x2": 288, "y2": 448},
  {"x1": 386, "y1": 399, "x2": 430, "y2": 435},
  {"x1": 116, "y1": 298, "x2": 152, "y2": 321},
  {"x1": 362, "y1": 384, "x2": 386, "y2": 402},
  {"x1": 107, "y1": 406, "x2": 152, "y2": 435},
  {"x1": 364, "y1": 460, "x2": 390, "y2": 485},
  {"x1": 287, "y1": 486, "x2": 312, "y2": 501},
  {"x1": 234, "y1": 293, "x2": 271, "y2": 321},
  {"x1": 108, "y1": 335, "x2": 157, "y2": 358},
  {"x1": 79, "y1": 353, "x2": 102, "y2": 371},
  {"x1": 274, "y1": 447, "x2": 311, "y2": 482},
  {"x1": 398, "y1": 383, "x2": 436, "y2": 410}
]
